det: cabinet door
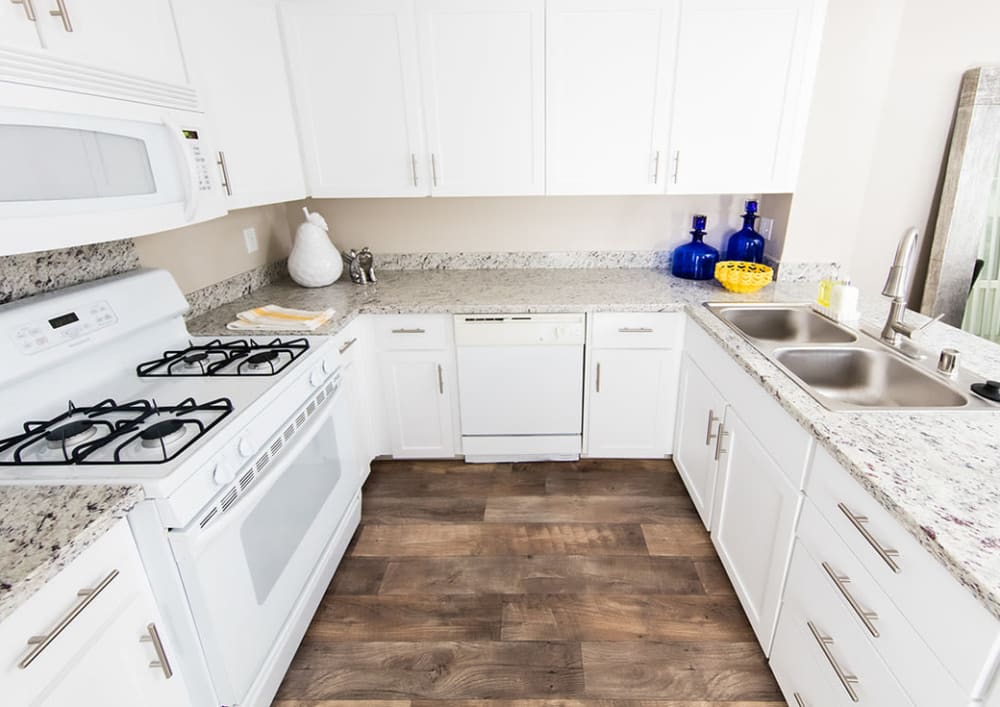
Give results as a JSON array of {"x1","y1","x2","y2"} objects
[
  {"x1": 672, "y1": 355, "x2": 726, "y2": 528},
  {"x1": 0, "y1": 1, "x2": 43, "y2": 49},
  {"x1": 281, "y1": 0, "x2": 428, "y2": 197},
  {"x1": 378, "y1": 350, "x2": 456, "y2": 458},
  {"x1": 546, "y1": 0, "x2": 678, "y2": 194},
  {"x1": 711, "y1": 408, "x2": 799, "y2": 653},
  {"x1": 667, "y1": 0, "x2": 821, "y2": 193},
  {"x1": 415, "y1": 0, "x2": 545, "y2": 196},
  {"x1": 172, "y1": 0, "x2": 306, "y2": 209},
  {"x1": 33, "y1": 0, "x2": 187, "y2": 84},
  {"x1": 34, "y1": 594, "x2": 186, "y2": 707},
  {"x1": 587, "y1": 348, "x2": 675, "y2": 458}
]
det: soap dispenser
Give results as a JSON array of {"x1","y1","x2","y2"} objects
[
  {"x1": 725, "y1": 200, "x2": 765, "y2": 263},
  {"x1": 671, "y1": 214, "x2": 719, "y2": 280}
]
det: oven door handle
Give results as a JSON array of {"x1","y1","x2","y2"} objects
[{"x1": 186, "y1": 376, "x2": 347, "y2": 539}]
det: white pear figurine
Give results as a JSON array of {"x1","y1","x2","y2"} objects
[{"x1": 288, "y1": 207, "x2": 343, "y2": 287}]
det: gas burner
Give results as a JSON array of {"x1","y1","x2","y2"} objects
[
  {"x1": 136, "y1": 338, "x2": 309, "y2": 377},
  {"x1": 140, "y1": 419, "x2": 187, "y2": 449},
  {"x1": 0, "y1": 397, "x2": 233, "y2": 466},
  {"x1": 44, "y1": 419, "x2": 100, "y2": 449}
]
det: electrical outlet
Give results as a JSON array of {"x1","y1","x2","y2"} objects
[
  {"x1": 242, "y1": 227, "x2": 258, "y2": 254},
  {"x1": 758, "y1": 217, "x2": 774, "y2": 240}
]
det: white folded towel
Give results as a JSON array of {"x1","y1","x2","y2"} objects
[{"x1": 226, "y1": 304, "x2": 335, "y2": 332}]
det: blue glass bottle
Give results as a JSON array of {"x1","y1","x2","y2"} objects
[
  {"x1": 672, "y1": 214, "x2": 719, "y2": 280},
  {"x1": 725, "y1": 200, "x2": 765, "y2": 263}
]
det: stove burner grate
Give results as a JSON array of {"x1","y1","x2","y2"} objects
[{"x1": 136, "y1": 337, "x2": 309, "y2": 378}]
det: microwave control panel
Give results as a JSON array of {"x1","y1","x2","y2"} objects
[
  {"x1": 13, "y1": 300, "x2": 118, "y2": 355},
  {"x1": 182, "y1": 129, "x2": 214, "y2": 193}
]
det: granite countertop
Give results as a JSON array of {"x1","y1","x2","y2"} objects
[
  {"x1": 0, "y1": 484, "x2": 144, "y2": 622},
  {"x1": 187, "y1": 268, "x2": 1000, "y2": 621}
]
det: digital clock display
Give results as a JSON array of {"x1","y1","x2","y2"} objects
[
  {"x1": 48, "y1": 312, "x2": 79, "y2": 329},
  {"x1": 182, "y1": 129, "x2": 199, "y2": 140}
]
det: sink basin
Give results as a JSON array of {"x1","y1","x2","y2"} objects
[
  {"x1": 773, "y1": 347, "x2": 969, "y2": 409},
  {"x1": 713, "y1": 305, "x2": 857, "y2": 344}
]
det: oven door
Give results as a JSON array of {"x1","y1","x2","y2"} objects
[{"x1": 167, "y1": 378, "x2": 358, "y2": 705}]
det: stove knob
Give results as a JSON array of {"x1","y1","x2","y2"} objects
[
  {"x1": 322, "y1": 358, "x2": 332, "y2": 374},
  {"x1": 213, "y1": 462, "x2": 236, "y2": 486},
  {"x1": 237, "y1": 437, "x2": 254, "y2": 458},
  {"x1": 310, "y1": 368, "x2": 324, "y2": 387}
]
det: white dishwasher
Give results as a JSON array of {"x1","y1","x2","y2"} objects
[{"x1": 454, "y1": 313, "x2": 586, "y2": 462}]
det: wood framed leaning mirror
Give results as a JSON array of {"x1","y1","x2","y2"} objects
[{"x1": 923, "y1": 66, "x2": 1000, "y2": 342}]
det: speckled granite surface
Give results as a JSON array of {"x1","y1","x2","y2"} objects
[
  {"x1": 0, "y1": 240, "x2": 140, "y2": 305},
  {"x1": 0, "y1": 484, "x2": 143, "y2": 622},
  {"x1": 184, "y1": 259, "x2": 289, "y2": 319},
  {"x1": 188, "y1": 268, "x2": 1000, "y2": 620}
]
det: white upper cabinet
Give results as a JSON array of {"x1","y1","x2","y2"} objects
[
  {"x1": 415, "y1": 0, "x2": 545, "y2": 196},
  {"x1": 666, "y1": 0, "x2": 824, "y2": 194},
  {"x1": 0, "y1": 1, "x2": 43, "y2": 49},
  {"x1": 172, "y1": 0, "x2": 306, "y2": 210},
  {"x1": 281, "y1": 0, "x2": 428, "y2": 197},
  {"x1": 32, "y1": 0, "x2": 187, "y2": 85},
  {"x1": 546, "y1": 0, "x2": 679, "y2": 195}
]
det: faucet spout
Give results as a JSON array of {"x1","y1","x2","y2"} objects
[{"x1": 880, "y1": 227, "x2": 921, "y2": 345}]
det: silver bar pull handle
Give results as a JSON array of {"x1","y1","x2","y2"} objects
[
  {"x1": 437, "y1": 364, "x2": 444, "y2": 395},
  {"x1": 807, "y1": 621, "x2": 860, "y2": 702},
  {"x1": 338, "y1": 337, "x2": 358, "y2": 355},
  {"x1": 140, "y1": 622, "x2": 173, "y2": 679},
  {"x1": 837, "y1": 502, "x2": 901, "y2": 573},
  {"x1": 391, "y1": 328, "x2": 426, "y2": 334},
  {"x1": 822, "y1": 561, "x2": 880, "y2": 637},
  {"x1": 713, "y1": 423, "x2": 728, "y2": 461},
  {"x1": 650, "y1": 151, "x2": 661, "y2": 184},
  {"x1": 216, "y1": 151, "x2": 232, "y2": 196},
  {"x1": 704, "y1": 410, "x2": 719, "y2": 446},
  {"x1": 48, "y1": 0, "x2": 71, "y2": 31},
  {"x1": 431, "y1": 153, "x2": 440, "y2": 187},
  {"x1": 410, "y1": 153, "x2": 419, "y2": 187},
  {"x1": 11, "y1": 0, "x2": 37, "y2": 21},
  {"x1": 672, "y1": 150, "x2": 680, "y2": 184},
  {"x1": 618, "y1": 327, "x2": 654, "y2": 333},
  {"x1": 595, "y1": 362, "x2": 601, "y2": 393},
  {"x1": 18, "y1": 569, "x2": 118, "y2": 669}
]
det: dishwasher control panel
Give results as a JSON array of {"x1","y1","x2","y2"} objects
[{"x1": 454, "y1": 313, "x2": 586, "y2": 346}]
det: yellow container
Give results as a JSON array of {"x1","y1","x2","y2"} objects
[{"x1": 714, "y1": 261, "x2": 774, "y2": 293}]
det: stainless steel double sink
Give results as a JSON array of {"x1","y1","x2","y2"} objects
[{"x1": 705, "y1": 303, "x2": 994, "y2": 411}]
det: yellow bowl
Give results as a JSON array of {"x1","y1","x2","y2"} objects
[{"x1": 715, "y1": 261, "x2": 774, "y2": 293}]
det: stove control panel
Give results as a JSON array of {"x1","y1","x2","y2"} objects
[{"x1": 13, "y1": 300, "x2": 118, "y2": 355}]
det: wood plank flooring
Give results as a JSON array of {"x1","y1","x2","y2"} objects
[{"x1": 273, "y1": 459, "x2": 784, "y2": 707}]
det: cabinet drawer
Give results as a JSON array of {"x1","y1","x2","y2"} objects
[
  {"x1": 373, "y1": 314, "x2": 453, "y2": 350},
  {"x1": 807, "y1": 445, "x2": 998, "y2": 692},
  {"x1": 797, "y1": 500, "x2": 966, "y2": 706},
  {"x1": 0, "y1": 519, "x2": 146, "y2": 700},
  {"x1": 591, "y1": 312, "x2": 684, "y2": 349},
  {"x1": 773, "y1": 540, "x2": 914, "y2": 706}
]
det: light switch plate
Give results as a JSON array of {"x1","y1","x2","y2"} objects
[
  {"x1": 243, "y1": 227, "x2": 259, "y2": 253},
  {"x1": 758, "y1": 217, "x2": 774, "y2": 240}
]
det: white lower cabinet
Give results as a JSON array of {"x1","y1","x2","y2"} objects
[
  {"x1": 375, "y1": 315, "x2": 460, "y2": 459},
  {"x1": 710, "y1": 408, "x2": 799, "y2": 653},
  {"x1": 585, "y1": 312, "x2": 683, "y2": 458},
  {"x1": 673, "y1": 355, "x2": 727, "y2": 528},
  {"x1": 0, "y1": 520, "x2": 189, "y2": 707}
]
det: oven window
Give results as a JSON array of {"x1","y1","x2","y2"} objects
[
  {"x1": 0, "y1": 124, "x2": 156, "y2": 202},
  {"x1": 240, "y1": 416, "x2": 344, "y2": 604}
]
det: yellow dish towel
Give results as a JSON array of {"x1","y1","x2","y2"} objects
[{"x1": 226, "y1": 304, "x2": 335, "y2": 332}]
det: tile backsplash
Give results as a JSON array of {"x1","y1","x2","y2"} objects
[{"x1": 0, "y1": 240, "x2": 139, "y2": 305}]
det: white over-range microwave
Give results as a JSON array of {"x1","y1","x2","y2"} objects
[{"x1": 0, "y1": 70, "x2": 228, "y2": 256}]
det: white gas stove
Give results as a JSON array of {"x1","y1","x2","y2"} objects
[{"x1": 0, "y1": 269, "x2": 363, "y2": 707}]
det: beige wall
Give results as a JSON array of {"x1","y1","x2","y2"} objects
[
  {"x1": 288, "y1": 194, "x2": 789, "y2": 260},
  {"x1": 133, "y1": 204, "x2": 292, "y2": 293},
  {"x1": 782, "y1": 0, "x2": 1000, "y2": 302}
]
